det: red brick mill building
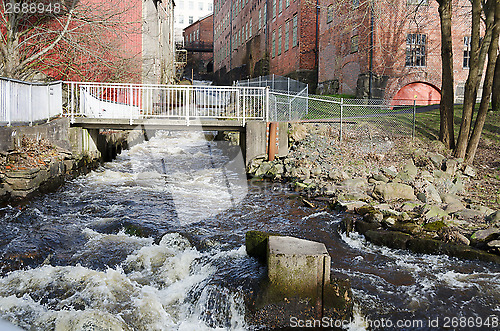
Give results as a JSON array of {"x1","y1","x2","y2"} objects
[{"x1": 213, "y1": 0, "x2": 474, "y2": 104}]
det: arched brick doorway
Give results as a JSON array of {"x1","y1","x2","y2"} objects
[{"x1": 392, "y1": 82, "x2": 441, "y2": 106}]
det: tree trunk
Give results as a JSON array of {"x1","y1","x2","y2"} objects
[
  {"x1": 465, "y1": 0, "x2": 500, "y2": 164},
  {"x1": 492, "y1": 52, "x2": 500, "y2": 111},
  {"x1": 438, "y1": 0, "x2": 455, "y2": 149},
  {"x1": 453, "y1": 0, "x2": 482, "y2": 158}
]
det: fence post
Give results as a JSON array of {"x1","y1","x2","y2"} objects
[
  {"x1": 242, "y1": 88, "x2": 246, "y2": 127},
  {"x1": 185, "y1": 86, "x2": 190, "y2": 126},
  {"x1": 47, "y1": 85, "x2": 51, "y2": 123},
  {"x1": 70, "y1": 83, "x2": 75, "y2": 124},
  {"x1": 129, "y1": 84, "x2": 134, "y2": 125},
  {"x1": 412, "y1": 99, "x2": 416, "y2": 139},
  {"x1": 265, "y1": 87, "x2": 270, "y2": 122},
  {"x1": 29, "y1": 84, "x2": 33, "y2": 126},
  {"x1": 340, "y1": 98, "x2": 343, "y2": 142},
  {"x1": 6, "y1": 80, "x2": 11, "y2": 126},
  {"x1": 236, "y1": 88, "x2": 241, "y2": 123}
]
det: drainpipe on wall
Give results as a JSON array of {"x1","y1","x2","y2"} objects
[
  {"x1": 315, "y1": 0, "x2": 319, "y2": 69},
  {"x1": 368, "y1": 0, "x2": 374, "y2": 99}
]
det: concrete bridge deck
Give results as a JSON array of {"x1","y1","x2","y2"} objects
[{"x1": 71, "y1": 118, "x2": 246, "y2": 132}]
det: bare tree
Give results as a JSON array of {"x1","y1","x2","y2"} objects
[
  {"x1": 1, "y1": 0, "x2": 142, "y2": 82},
  {"x1": 453, "y1": 0, "x2": 497, "y2": 160},
  {"x1": 463, "y1": 0, "x2": 499, "y2": 163},
  {"x1": 437, "y1": 0, "x2": 455, "y2": 149}
]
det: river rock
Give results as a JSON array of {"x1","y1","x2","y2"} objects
[
  {"x1": 373, "y1": 173, "x2": 389, "y2": 184},
  {"x1": 341, "y1": 177, "x2": 367, "y2": 190},
  {"x1": 373, "y1": 182, "x2": 416, "y2": 201},
  {"x1": 445, "y1": 159, "x2": 459, "y2": 176},
  {"x1": 463, "y1": 165, "x2": 476, "y2": 177},
  {"x1": 268, "y1": 163, "x2": 284, "y2": 177},
  {"x1": 486, "y1": 211, "x2": 500, "y2": 224},
  {"x1": 453, "y1": 208, "x2": 484, "y2": 221},
  {"x1": 428, "y1": 153, "x2": 445, "y2": 169},
  {"x1": 424, "y1": 184, "x2": 442, "y2": 204},
  {"x1": 442, "y1": 194, "x2": 465, "y2": 213},
  {"x1": 396, "y1": 160, "x2": 418, "y2": 183},
  {"x1": 381, "y1": 166, "x2": 398, "y2": 178},
  {"x1": 424, "y1": 206, "x2": 448, "y2": 220},
  {"x1": 365, "y1": 229, "x2": 412, "y2": 250},
  {"x1": 328, "y1": 168, "x2": 348, "y2": 182},
  {"x1": 254, "y1": 162, "x2": 271, "y2": 177},
  {"x1": 334, "y1": 200, "x2": 367, "y2": 212},
  {"x1": 363, "y1": 211, "x2": 383, "y2": 224},
  {"x1": 471, "y1": 227, "x2": 500, "y2": 244}
]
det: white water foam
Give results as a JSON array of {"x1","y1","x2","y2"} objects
[{"x1": 0, "y1": 232, "x2": 249, "y2": 330}]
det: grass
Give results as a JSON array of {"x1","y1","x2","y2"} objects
[
  {"x1": 414, "y1": 105, "x2": 500, "y2": 144},
  {"x1": 414, "y1": 105, "x2": 500, "y2": 209}
]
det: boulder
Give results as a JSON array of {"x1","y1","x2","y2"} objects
[
  {"x1": 328, "y1": 169, "x2": 348, "y2": 182},
  {"x1": 445, "y1": 159, "x2": 458, "y2": 176},
  {"x1": 428, "y1": 153, "x2": 445, "y2": 169},
  {"x1": 463, "y1": 165, "x2": 476, "y2": 178},
  {"x1": 373, "y1": 182, "x2": 416, "y2": 201},
  {"x1": 424, "y1": 184, "x2": 442, "y2": 204},
  {"x1": 471, "y1": 227, "x2": 500, "y2": 244},
  {"x1": 290, "y1": 124, "x2": 307, "y2": 141},
  {"x1": 396, "y1": 161, "x2": 418, "y2": 183},
  {"x1": 453, "y1": 209, "x2": 484, "y2": 221},
  {"x1": 333, "y1": 200, "x2": 367, "y2": 212},
  {"x1": 364, "y1": 230, "x2": 412, "y2": 250},
  {"x1": 424, "y1": 206, "x2": 448, "y2": 220},
  {"x1": 486, "y1": 211, "x2": 500, "y2": 224},
  {"x1": 254, "y1": 162, "x2": 272, "y2": 177},
  {"x1": 372, "y1": 173, "x2": 389, "y2": 183},
  {"x1": 381, "y1": 166, "x2": 398, "y2": 178},
  {"x1": 442, "y1": 194, "x2": 465, "y2": 213}
]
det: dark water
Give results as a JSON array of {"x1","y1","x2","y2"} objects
[{"x1": 0, "y1": 131, "x2": 499, "y2": 330}]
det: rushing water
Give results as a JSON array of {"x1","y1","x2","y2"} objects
[{"x1": 0, "y1": 131, "x2": 499, "y2": 330}]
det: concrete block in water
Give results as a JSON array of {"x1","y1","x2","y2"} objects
[{"x1": 248, "y1": 235, "x2": 353, "y2": 329}]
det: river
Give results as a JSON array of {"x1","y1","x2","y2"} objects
[{"x1": 0, "y1": 131, "x2": 499, "y2": 330}]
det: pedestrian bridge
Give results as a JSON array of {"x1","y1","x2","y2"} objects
[{"x1": 66, "y1": 82, "x2": 269, "y2": 131}]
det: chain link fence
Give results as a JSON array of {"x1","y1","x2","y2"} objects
[
  {"x1": 235, "y1": 74, "x2": 308, "y2": 96},
  {"x1": 269, "y1": 91, "x2": 419, "y2": 152}
]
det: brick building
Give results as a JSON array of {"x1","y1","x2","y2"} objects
[
  {"x1": 213, "y1": 0, "x2": 319, "y2": 88},
  {"x1": 183, "y1": 14, "x2": 214, "y2": 80},
  {"x1": 317, "y1": 0, "x2": 472, "y2": 104}
]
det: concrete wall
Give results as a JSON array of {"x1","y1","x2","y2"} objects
[{"x1": 0, "y1": 118, "x2": 71, "y2": 153}]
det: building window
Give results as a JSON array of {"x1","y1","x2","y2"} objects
[
  {"x1": 406, "y1": 33, "x2": 426, "y2": 67},
  {"x1": 264, "y1": 4, "x2": 267, "y2": 26},
  {"x1": 327, "y1": 5, "x2": 333, "y2": 23},
  {"x1": 351, "y1": 35, "x2": 358, "y2": 53},
  {"x1": 278, "y1": 27, "x2": 282, "y2": 55},
  {"x1": 463, "y1": 36, "x2": 471, "y2": 68},
  {"x1": 189, "y1": 16, "x2": 194, "y2": 24},
  {"x1": 407, "y1": 0, "x2": 429, "y2": 4},
  {"x1": 279, "y1": 0, "x2": 282, "y2": 14},
  {"x1": 189, "y1": 1, "x2": 194, "y2": 9},
  {"x1": 208, "y1": 2, "x2": 212, "y2": 11},
  {"x1": 259, "y1": 9, "x2": 262, "y2": 29},
  {"x1": 272, "y1": 31, "x2": 276, "y2": 58},
  {"x1": 179, "y1": 16, "x2": 184, "y2": 24},
  {"x1": 179, "y1": 0, "x2": 184, "y2": 8},
  {"x1": 199, "y1": 2, "x2": 203, "y2": 10},
  {"x1": 286, "y1": 0, "x2": 290, "y2": 8},
  {"x1": 292, "y1": 14, "x2": 298, "y2": 46},
  {"x1": 249, "y1": 18, "x2": 253, "y2": 37},
  {"x1": 285, "y1": 20, "x2": 289, "y2": 51},
  {"x1": 273, "y1": 0, "x2": 276, "y2": 18},
  {"x1": 352, "y1": 0, "x2": 359, "y2": 8}
]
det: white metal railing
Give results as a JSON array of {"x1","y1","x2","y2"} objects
[
  {"x1": 0, "y1": 77, "x2": 63, "y2": 126},
  {"x1": 64, "y1": 82, "x2": 268, "y2": 126}
]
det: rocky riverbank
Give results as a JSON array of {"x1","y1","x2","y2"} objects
[
  {"x1": 0, "y1": 136, "x2": 99, "y2": 203},
  {"x1": 247, "y1": 123, "x2": 500, "y2": 262}
]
